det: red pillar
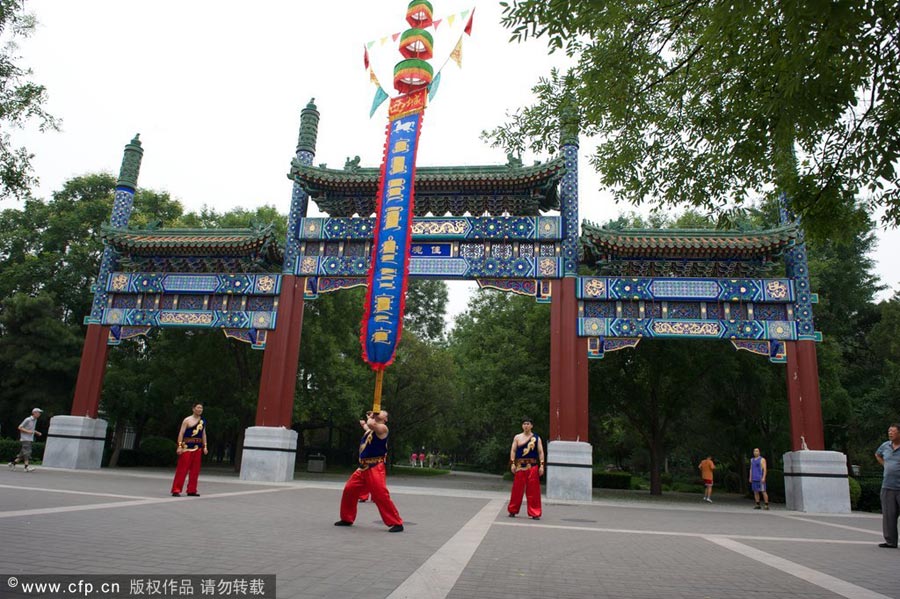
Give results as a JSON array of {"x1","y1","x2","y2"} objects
[
  {"x1": 256, "y1": 275, "x2": 305, "y2": 427},
  {"x1": 549, "y1": 278, "x2": 589, "y2": 441},
  {"x1": 70, "y1": 324, "x2": 111, "y2": 418},
  {"x1": 785, "y1": 340, "x2": 825, "y2": 450}
]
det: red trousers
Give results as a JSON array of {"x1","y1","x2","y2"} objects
[
  {"x1": 339, "y1": 463, "x2": 402, "y2": 527},
  {"x1": 171, "y1": 449, "x2": 202, "y2": 494},
  {"x1": 508, "y1": 466, "x2": 542, "y2": 517}
]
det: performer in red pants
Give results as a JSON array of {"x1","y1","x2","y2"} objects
[
  {"x1": 335, "y1": 410, "x2": 403, "y2": 532},
  {"x1": 171, "y1": 403, "x2": 207, "y2": 497},
  {"x1": 508, "y1": 417, "x2": 544, "y2": 519}
]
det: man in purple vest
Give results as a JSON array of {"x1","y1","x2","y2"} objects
[{"x1": 335, "y1": 410, "x2": 404, "y2": 532}]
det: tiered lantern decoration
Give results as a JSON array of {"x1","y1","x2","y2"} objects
[{"x1": 394, "y1": 1, "x2": 434, "y2": 94}]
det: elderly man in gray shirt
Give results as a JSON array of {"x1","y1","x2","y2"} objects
[
  {"x1": 875, "y1": 423, "x2": 900, "y2": 548},
  {"x1": 8, "y1": 408, "x2": 43, "y2": 472}
]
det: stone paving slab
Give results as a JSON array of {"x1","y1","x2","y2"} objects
[{"x1": 0, "y1": 467, "x2": 896, "y2": 599}]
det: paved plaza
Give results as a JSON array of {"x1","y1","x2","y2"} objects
[{"x1": 1, "y1": 466, "x2": 897, "y2": 599}]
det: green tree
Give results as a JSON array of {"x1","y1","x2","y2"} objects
[
  {"x1": 0, "y1": 293, "x2": 81, "y2": 436},
  {"x1": 404, "y1": 279, "x2": 449, "y2": 342},
  {"x1": 0, "y1": 173, "x2": 180, "y2": 324},
  {"x1": 489, "y1": 1, "x2": 900, "y2": 237},
  {"x1": 0, "y1": 0, "x2": 59, "y2": 200},
  {"x1": 450, "y1": 291, "x2": 550, "y2": 470}
]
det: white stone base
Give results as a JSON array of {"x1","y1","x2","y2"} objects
[
  {"x1": 783, "y1": 450, "x2": 851, "y2": 513},
  {"x1": 546, "y1": 440, "x2": 593, "y2": 501},
  {"x1": 239, "y1": 427, "x2": 298, "y2": 483},
  {"x1": 42, "y1": 416, "x2": 108, "y2": 469}
]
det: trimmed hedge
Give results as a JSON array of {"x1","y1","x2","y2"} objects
[
  {"x1": 593, "y1": 471, "x2": 632, "y2": 489},
  {"x1": 848, "y1": 477, "x2": 862, "y2": 510},
  {"x1": 765, "y1": 469, "x2": 786, "y2": 503},
  {"x1": 0, "y1": 439, "x2": 45, "y2": 462},
  {"x1": 857, "y1": 478, "x2": 883, "y2": 513},
  {"x1": 139, "y1": 437, "x2": 178, "y2": 467}
]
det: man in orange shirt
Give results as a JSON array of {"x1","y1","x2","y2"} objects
[{"x1": 699, "y1": 455, "x2": 716, "y2": 503}]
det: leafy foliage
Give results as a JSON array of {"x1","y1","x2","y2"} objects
[
  {"x1": 489, "y1": 0, "x2": 900, "y2": 237},
  {"x1": 0, "y1": 0, "x2": 59, "y2": 200}
]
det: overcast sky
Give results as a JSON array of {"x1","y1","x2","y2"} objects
[{"x1": 7, "y1": 0, "x2": 899, "y2": 322}]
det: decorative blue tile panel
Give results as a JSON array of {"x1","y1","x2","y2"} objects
[
  {"x1": 297, "y1": 216, "x2": 562, "y2": 241},
  {"x1": 650, "y1": 279, "x2": 720, "y2": 298},
  {"x1": 296, "y1": 255, "x2": 560, "y2": 279},
  {"x1": 411, "y1": 243, "x2": 452, "y2": 257},
  {"x1": 577, "y1": 277, "x2": 794, "y2": 302},
  {"x1": 106, "y1": 273, "x2": 282, "y2": 295},
  {"x1": 102, "y1": 309, "x2": 278, "y2": 330},
  {"x1": 577, "y1": 318, "x2": 799, "y2": 341},
  {"x1": 669, "y1": 302, "x2": 701, "y2": 319}
]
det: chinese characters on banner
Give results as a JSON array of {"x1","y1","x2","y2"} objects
[{"x1": 361, "y1": 89, "x2": 427, "y2": 369}]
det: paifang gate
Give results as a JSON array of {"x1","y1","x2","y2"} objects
[{"x1": 42, "y1": 97, "x2": 832, "y2": 506}]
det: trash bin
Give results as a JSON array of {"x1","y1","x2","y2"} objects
[{"x1": 307, "y1": 454, "x2": 326, "y2": 473}]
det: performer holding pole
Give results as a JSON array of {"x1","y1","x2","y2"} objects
[{"x1": 334, "y1": 410, "x2": 404, "y2": 532}]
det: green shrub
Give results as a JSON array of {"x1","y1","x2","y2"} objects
[
  {"x1": 593, "y1": 471, "x2": 632, "y2": 489},
  {"x1": 0, "y1": 439, "x2": 44, "y2": 462},
  {"x1": 138, "y1": 437, "x2": 178, "y2": 467},
  {"x1": 848, "y1": 477, "x2": 862, "y2": 510},
  {"x1": 672, "y1": 482, "x2": 705, "y2": 494},
  {"x1": 723, "y1": 471, "x2": 742, "y2": 493},
  {"x1": 765, "y1": 469, "x2": 785, "y2": 503},
  {"x1": 857, "y1": 478, "x2": 883, "y2": 513},
  {"x1": 659, "y1": 472, "x2": 673, "y2": 486}
]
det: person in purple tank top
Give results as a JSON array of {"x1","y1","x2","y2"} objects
[{"x1": 749, "y1": 448, "x2": 769, "y2": 510}]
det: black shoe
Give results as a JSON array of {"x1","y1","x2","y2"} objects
[
  {"x1": 388, "y1": 524, "x2": 404, "y2": 533},
  {"x1": 508, "y1": 513, "x2": 516, "y2": 518},
  {"x1": 754, "y1": 504, "x2": 761, "y2": 509},
  {"x1": 878, "y1": 542, "x2": 897, "y2": 548},
  {"x1": 187, "y1": 492, "x2": 200, "y2": 496},
  {"x1": 530, "y1": 516, "x2": 540, "y2": 520},
  {"x1": 334, "y1": 520, "x2": 353, "y2": 526},
  {"x1": 171, "y1": 492, "x2": 181, "y2": 497}
]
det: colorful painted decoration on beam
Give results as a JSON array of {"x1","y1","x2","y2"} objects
[{"x1": 360, "y1": 89, "x2": 427, "y2": 370}]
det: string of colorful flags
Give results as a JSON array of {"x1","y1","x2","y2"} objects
[{"x1": 364, "y1": 7, "x2": 474, "y2": 117}]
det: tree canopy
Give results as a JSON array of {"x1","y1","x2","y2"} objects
[
  {"x1": 0, "y1": 0, "x2": 58, "y2": 200},
  {"x1": 488, "y1": 0, "x2": 900, "y2": 237}
]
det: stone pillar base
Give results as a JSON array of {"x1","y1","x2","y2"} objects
[
  {"x1": 42, "y1": 416, "x2": 108, "y2": 469},
  {"x1": 239, "y1": 427, "x2": 298, "y2": 483},
  {"x1": 783, "y1": 450, "x2": 851, "y2": 513},
  {"x1": 546, "y1": 440, "x2": 593, "y2": 501}
]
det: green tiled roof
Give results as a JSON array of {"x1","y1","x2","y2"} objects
[
  {"x1": 580, "y1": 222, "x2": 799, "y2": 264},
  {"x1": 288, "y1": 157, "x2": 565, "y2": 217},
  {"x1": 102, "y1": 225, "x2": 283, "y2": 265}
]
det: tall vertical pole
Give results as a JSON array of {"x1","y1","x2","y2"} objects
[
  {"x1": 71, "y1": 135, "x2": 143, "y2": 417},
  {"x1": 256, "y1": 99, "x2": 318, "y2": 427},
  {"x1": 549, "y1": 106, "x2": 588, "y2": 442},
  {"x1": 779, "y1": 195, "x2": 824, "y2": 450}
]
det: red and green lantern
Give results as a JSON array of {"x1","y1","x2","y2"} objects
[
  {"x1": 406, "y1": 0, "x2": 433, "y2": 28},
  {"x1": 399, "y1": 28, "x2": 433, "y2": 60},
  {"x1": 393, "y1": 58, "x2": 433, "y2": 94}
]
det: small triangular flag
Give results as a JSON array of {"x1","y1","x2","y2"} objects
[
  {"x1": 363, "y1": 46, "x2": 370, "y2": 70},
  {"x1": 367, "y1": 41, "x2": 375, "y2": 50},
  {"x1": 392, "y1": 32, "x2": 400, "y2": 42},
  {"x1": 447, "y1": 14, "x2": 456, "y2": 27},
  {"x1": 450, "y1": 37, "x2": 463, "y2": 68},
  {"x1": 464, "y1": 8, "x2": 475, "y2": 35},
  {"x1": 428, "y1": 71, "x2": 442, "y2": 102},
  {"x1": 369, "y1": 86, "x2": 389, "y2": 118},
  {"x1": 369, "y1": 68, "x2": 381, "y2": 87},
  {"x1": 432, "y1": 18, "x2": 442, "y2": 29},
  {"x1": 380, "y1": 36, "x2": 388, "y2": 45}
]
